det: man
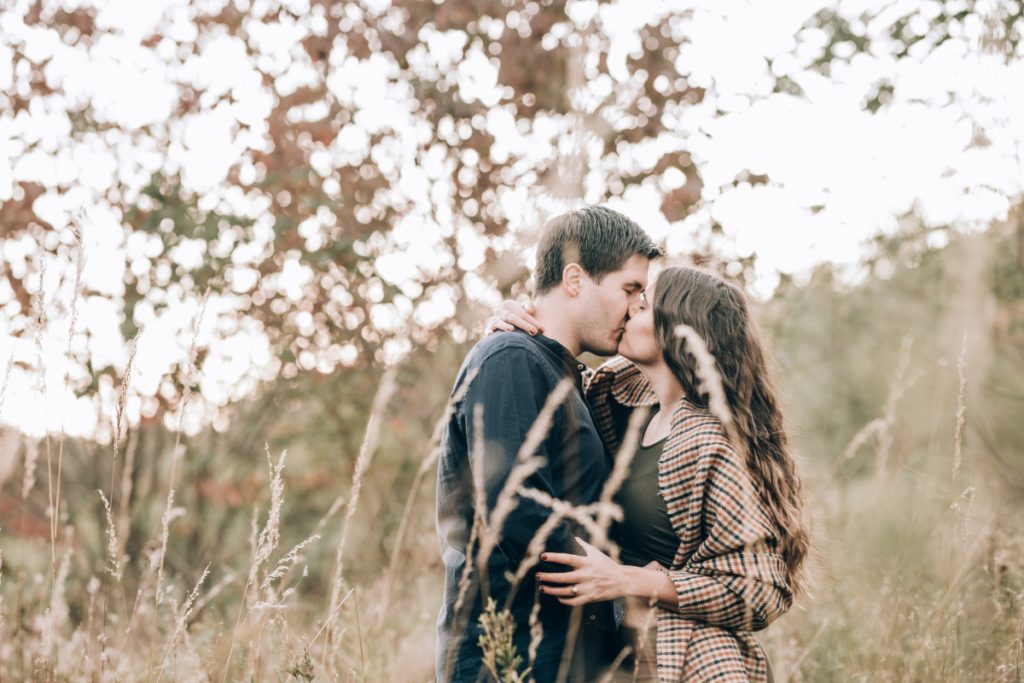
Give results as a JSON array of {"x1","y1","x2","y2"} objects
[{"x1": 436, "y1": 206, "x2": 661, "y2": 682}]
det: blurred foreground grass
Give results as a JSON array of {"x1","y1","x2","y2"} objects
[{"x1": 1, "y1": 225, "x2": 1022, "y2": 681}]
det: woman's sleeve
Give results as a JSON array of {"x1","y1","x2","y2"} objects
[
  {"x1": 583, "y1": 356, "x2": 634, "y2": 454},
  {"x1": 662, "y1": 438, "x2": 793, "y2": 631}
]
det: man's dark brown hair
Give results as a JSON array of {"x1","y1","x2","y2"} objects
[{"x1": 534, "y1": 206, "x2": 661, "y2": 294}]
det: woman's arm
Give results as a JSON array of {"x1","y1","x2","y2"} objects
[
  {"x1": 484, "y1": 299, "x2": 543, "y2": 336},
  {"x1": 538, "y1": 439, "x2": 793, "y2": 630},
  {"x1": 652, "y1": 443, "x2": 793, "y2": 631}
]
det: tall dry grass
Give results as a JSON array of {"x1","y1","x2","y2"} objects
[{"x1": 0, "y1": 230, "x2": 1022, "y2": 683}]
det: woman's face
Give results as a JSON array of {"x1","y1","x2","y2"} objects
[{"x1": 618, "y1": 281, "x2": 662, "y2": 365}]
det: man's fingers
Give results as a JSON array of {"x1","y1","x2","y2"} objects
[
  {"x1": 540, "y1": 552, "x2": 584, "y2": 568},
  {"x1": 535, "y1": 570, "x2": 584, "y2": 584}
]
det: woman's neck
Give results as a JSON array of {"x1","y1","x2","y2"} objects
[{"x1": 636, "y1": 360, "x2": 684, "y2": 412}]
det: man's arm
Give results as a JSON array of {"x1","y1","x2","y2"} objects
[{"x1": 461, "y1": 345, "x2": 584, "y2": 576}]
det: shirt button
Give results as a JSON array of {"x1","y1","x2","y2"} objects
[{"x1": 589, "y1": 614, "x2": 597, "y2": 621}]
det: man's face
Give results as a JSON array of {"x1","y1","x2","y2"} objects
[{"x1": 576, "y1": 254, "x2": 650, "y2": 356}]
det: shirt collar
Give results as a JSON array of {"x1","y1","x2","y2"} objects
[{"x1": 531, "y1": 333, "x2": 587, "y2": 390}]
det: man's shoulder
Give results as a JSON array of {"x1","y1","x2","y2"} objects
[{"x1": 464, "y1": 331, "x2": 546, "y2": 368}]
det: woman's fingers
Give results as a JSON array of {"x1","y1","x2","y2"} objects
[
  {"x1": 506, "y1": 312, "x2": 539, "y2": 335},
  {"x1": 556, "y1": 596, "x2": 588, "y2": 606},
  {"x1": 540, "y1": 584, "x2": 579, "y2": 597},
  {"x1": 498, "y1": 299, "x2": 543, "y2": 333},
  {"x1": 483, "y1": 320, "x2": 510, "y2": 337},
  {"x1": 540, "y1": 552, "x2": 584, "y2": 568},
  {"x1": 516, "y1": 302, "x2": 542, "y2": 331},
  {"x1": 535, "y1": 569, "x2": 584, "y2": 584}
]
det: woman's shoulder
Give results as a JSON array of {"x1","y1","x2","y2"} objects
[
  {"x1": 588, "y1": 356, "x2": 657, "y2": 407},
  {"x1": 665, "y1": 399, "x2": 736, "y2": 458}
]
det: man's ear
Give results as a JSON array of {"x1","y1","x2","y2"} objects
[{"x1": 562, "y1": 263, "x2": 584, "y2": 297}]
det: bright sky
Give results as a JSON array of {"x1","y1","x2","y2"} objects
[{"x1": 1, "y1": 0, "x2": 1022, "y2": 441}]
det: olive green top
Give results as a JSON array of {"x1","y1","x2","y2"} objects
[{"x1": 612, "y1": 407, "x2": 679, "y2": 568}]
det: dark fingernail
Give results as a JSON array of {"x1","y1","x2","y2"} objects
[
  {"x1": 541, "y1": 554, "x2": 548, "y2": 561},
  {"x1": 529, "y1": 329, "x2": 536, "y2": 335}
]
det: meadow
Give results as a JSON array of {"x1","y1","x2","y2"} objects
[{"x1": 1, "y1": 222, "x2": 1022, "y2": 682}]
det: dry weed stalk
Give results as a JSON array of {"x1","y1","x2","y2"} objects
[
  {"x1": 830, "y1": 336, "x2": 917, "y2": 480},
  {"x1": 505, "y1": 488, "x2": 623, "y2": 603},
  {"x1": 30, "y1": 250, "x2": 55, "y2": 571},
  {"x1": 447, "y1": 379, "x2": 573, "y2": 682},
  {"x1": 0, "y1": 347, "x2": 13, "y2": 416},
  {"x1": 592, "y1": 406, "x2": 650, "y2": 559},
  {"x1": 97, "y1": 490, "x2": 122, "y2": 581},
  {"x1": 259, "y1": 534, "x2": 321, "y2": 595},
  {"x1": 0, "y1": 528, "x2": 5, "y2": 637},
  {"x1": 950, "y1": 333, "x2": 971, "y2": 679},
  {"x1": 596, "y1": 644, "x2": 634, "y2": 683},
  {"x1": 22, "y1": 436, "x2": 39, "y2": 501},
  {"x1": 51, "y1": 219, "x2": 87, "y2": 595},
  {"x1": 952, "y1": 334, "x2": 968, "y2": 484},
  {"x1": 220, "y1": 445, "x2": 288, "y2": 679},
  {"x1": 451, "y1": 405, "x2": 492, "y2": 621},
  {"x1": 382, "y1": 366, "x2": 479, "y2": 615},
  {"x1": 320, "y1": 365, "x2": 397, "y2": 671},
  {"x1": 442, "y1": 405, "x2": 494, "y2": 683},
  {"x1": 526, "y1": 589, "x2": 543, "y2": 678},
  {"x1": 156, "y1": 289, "x2": 210, "y2": 606},
  {"x1": 476, "y1": 379, "x2": 573, "y2": 573},
  {"x1": 250, "y1": 446, "x2": 289, "y2": 586},
  {"x1": 38, "y1": 527, "x2": 73, "y2": 671},
  {"x1": 155, "y1": 563, "x2": 211, "y2": 683},
  {"x1": 116, "y1": 428, "x2": 139, "y2": 570},
  {"x1": 674, "y1": 322, "x2": 760, "y2": 631}
]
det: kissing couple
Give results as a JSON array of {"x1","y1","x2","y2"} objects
[{"x1": 436, "y1": 206, "x2": 809, "y2": 682}]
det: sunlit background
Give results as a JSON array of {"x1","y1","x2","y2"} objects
[
  {"x1": 3, "y1": 0, "x2": 1022, "y2": 440},
  {"x1": 1, "y1": 1, "x2": 1022, "y2": 681}
]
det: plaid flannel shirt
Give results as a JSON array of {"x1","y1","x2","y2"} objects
[{"x1": 584, "y1": 356, "x2": 792, "y2": 683}]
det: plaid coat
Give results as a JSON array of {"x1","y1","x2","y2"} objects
[{"x1": 584, "y1": 356, "x2": 792, "y2": 682}]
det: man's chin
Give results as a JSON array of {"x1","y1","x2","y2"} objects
[{"x1": 589, "y1": 340, "x2": 621, "y2": 357}]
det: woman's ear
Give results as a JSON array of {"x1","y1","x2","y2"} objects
[{"x1": 562, "y1": 263, "x2": 583, "y2": 296}]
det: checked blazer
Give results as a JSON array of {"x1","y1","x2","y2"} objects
[{"x1": 584, "y1": 356, "x2": 792, "y2": 683}]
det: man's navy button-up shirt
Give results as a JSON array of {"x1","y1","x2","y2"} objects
[{"x1": 436, "y1": 331, "x2": 615, "y2": 683}]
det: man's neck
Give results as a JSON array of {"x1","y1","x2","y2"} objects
[{"x1": 532, "y1": 295, "x2": 580, "y2": 357}]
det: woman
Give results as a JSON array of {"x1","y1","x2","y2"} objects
[{"x1": 491, "y1": 266, "x2": 809, "y2": 682}]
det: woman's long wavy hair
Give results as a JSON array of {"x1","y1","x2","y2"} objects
[{"x1": 653, "y1": 266, "x2": 810, "y2": 597}]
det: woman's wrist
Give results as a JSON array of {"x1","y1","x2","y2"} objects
[
  {"x1": 618, "y1": 564, "x2": 678, "y2": 610},
  {"x1": 618, "y1": 565, "x2": 653, "y2": 599}
]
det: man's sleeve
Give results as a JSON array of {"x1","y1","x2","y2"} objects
[{"x1": 459, "y1": 345, "x2": 584, "y2": 573}]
